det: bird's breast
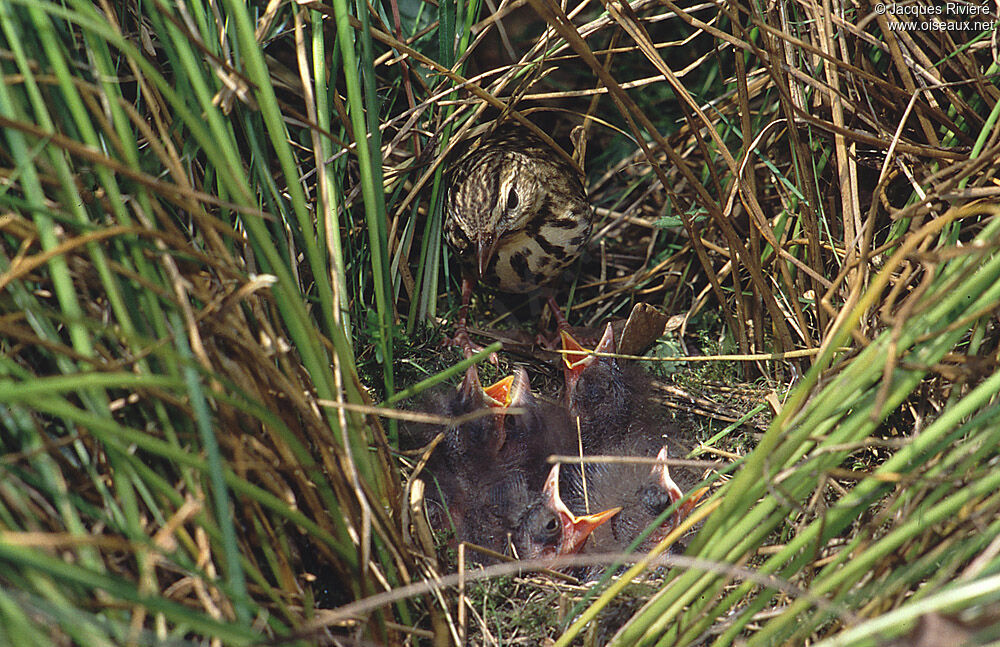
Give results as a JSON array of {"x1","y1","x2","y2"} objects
[{"x1": 482, "y1": 207, "x2": 593, "y2": 292}]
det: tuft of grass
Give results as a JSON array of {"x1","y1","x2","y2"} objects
[{"x1": 0, "y1": 0, "x2": 407, "y2": 642}]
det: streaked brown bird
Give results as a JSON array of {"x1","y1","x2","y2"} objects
[{"x1": 444, "y1": 123, "x2": 594, "y2": 356}]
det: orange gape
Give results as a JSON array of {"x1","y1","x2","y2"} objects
[{"x1": 405, "y1": 319, "x2": 707, "y2": 570}]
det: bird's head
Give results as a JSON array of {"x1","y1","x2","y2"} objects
[
  {"x1": 515, "y1": 463, "x2": 620, "y2": 560},
  {"x1": 444, "y1": 146, "x2": 539, "y2": 281},
  {"x1": 560, "y1": 323, "x2": 626, "y2": 418},
  {"x1": 482, "y1": 367, "x2": 533, "y2": 428},
  {"x1": 634, "y1": 447, "x2": 708, "y2": 545}
]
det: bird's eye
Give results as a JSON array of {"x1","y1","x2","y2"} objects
[
  {"x1": 446, "y1": 224, "x2": 470, "y2": 251},
  {"x1": 530, "y1": 510, "x2": 561, "y2": 544},
  {"x1": 506, "y1": 186, "x2": 519, "y2": 211}
]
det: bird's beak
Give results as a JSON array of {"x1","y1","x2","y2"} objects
[
  {"x1": 543, "y1": 464, "x2": 621, "y2": 556},
  {"x1": 594, "y1": 322, "x2": 617, "y2": 355},
  {"x1": 560, "y1": 330, "x2": 590, "y2": 369},
  {"x1": 507, "y1": 368, "x2": 533, "y2": 408},
  {"x1": 678, "y1": 487, "x2": 709, "y2": 520},
  {"x1": 484, "y1": 369, "x2": 532, "y2": 432},
  {"x1": 652, "y1": 447, "x2": 684, "y2": 504},
  {"x1": 560, "y1": 330, "x2": 591, "y2": 397},
  {"x1": 483, "y1": 374, "x2": 514, "y2": 408},
  {"x1": 652, "y1": 446, "x2": 708, "y2": 529},
  {"x1": 476, "y1": 235, "x2": 500, "y2": 279},
  {"x1": 461, "y1": 369, "x2": 508, "y2": 453},
  {"x1": 594, "y1": 322, "x2": 618, "y2": 359},
  {"x1": 560, "y1": 323, "x2": 617, "y2": 397},
  {"x1": 563, "y1": 508, "x2": 621, "y2": 556}
]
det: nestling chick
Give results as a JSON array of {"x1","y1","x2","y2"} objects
[
  {"x1": 511, "y1": 463, "x2": 620, "y2": 560},
  {"x1": 485, "y1": 367, "x2": 576, "y2": 492},
  {"x1": 560, "y1": 323, "x2": 640, "y2": 454},
  {"x1": 406, "y1": 365, "x2": 616, "y2": 561},
  {"x1": 558, "y1": 323, "x2": 706, "y2": 556},
  {"x1": 405, "y1": 366, "x2": 507, "y2": 547}
]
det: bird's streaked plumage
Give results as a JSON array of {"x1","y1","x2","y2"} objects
[{"x1": 445, "y1": 124, "x2": 594, "y2": 294}]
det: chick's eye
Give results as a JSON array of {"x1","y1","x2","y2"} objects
[{"x1": 506, "y1": 186, "x2": 519, "y2": 211}]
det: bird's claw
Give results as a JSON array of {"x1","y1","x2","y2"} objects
[
  {"x1": 444, "y1": 329, "x2": 499, "y2": 365},
  {"x1": 534, "y1": 331, "x2": 559, "y2": 351}
]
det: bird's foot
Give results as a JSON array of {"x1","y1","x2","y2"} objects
[
  {"x1": 444, "y1": 326, "x2": 499, "y2": 364},
  {"x1": 534, "y1": 331, "x2": 559, "y2": 351}
]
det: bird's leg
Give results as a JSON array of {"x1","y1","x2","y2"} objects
[
  {"x1": 535, "y1": 294, "x2": 575, "y2": 350},
  {"x1": 456, "y1": 363, "x2": 485, "y2": 406},
  {"x1": 447, "y1": 276, "x2": 498, "y2": 363},
  {"x1": 540, "y1": 295, "x2": 607, "y2": 350},
  {"x1": 454, "y1": 276, "x2": 476, "y2": 358},
  {"x1": 546, "y1": 295, "x2": 573, "y2": 334}
]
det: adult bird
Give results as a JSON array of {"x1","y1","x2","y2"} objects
[{"x1": 444, "y1": 123, "x2": 594, "y2": 357}]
